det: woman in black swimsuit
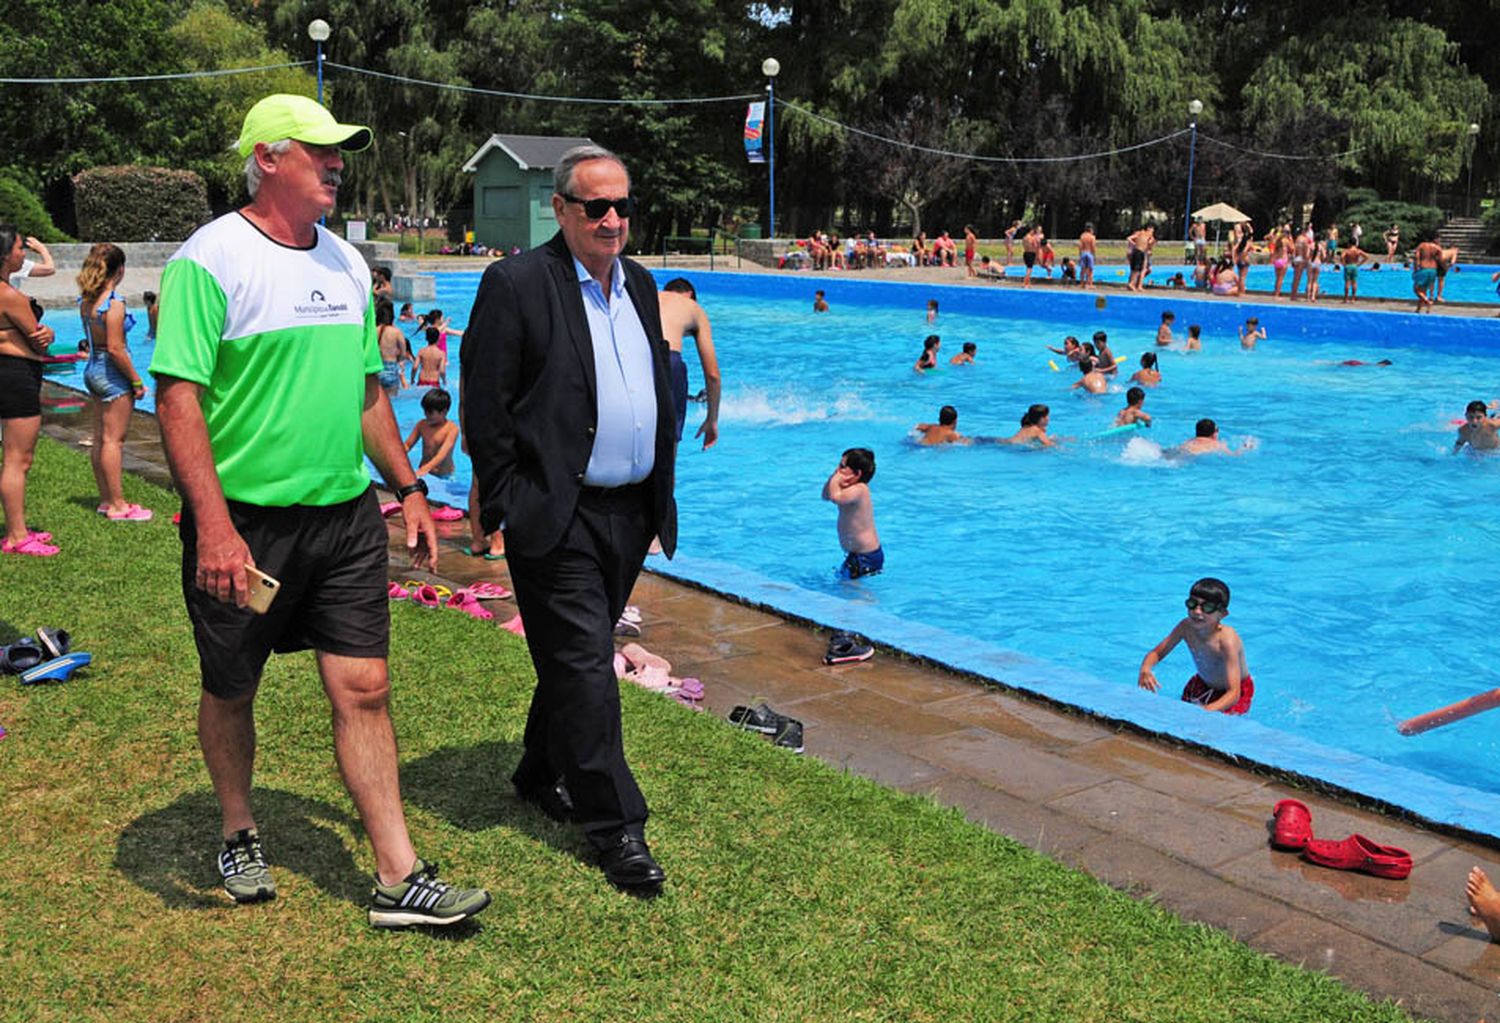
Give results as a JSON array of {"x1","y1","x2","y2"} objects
[{"x1": 0, "y1": 223, "x2": 59, "y2": 555}]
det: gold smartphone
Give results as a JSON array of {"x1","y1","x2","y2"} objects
[{"x1": 244, "y1": 565, "x2": 281, "y2": 615}]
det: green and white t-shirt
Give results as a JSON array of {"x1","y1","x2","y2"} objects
[{"x1": 150, "y1": 212, "x2": 381, "y2": 507}]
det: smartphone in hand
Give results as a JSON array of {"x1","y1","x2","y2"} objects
[{"x1": 244, "y1": 565, "x2": 281, "y2": 615}]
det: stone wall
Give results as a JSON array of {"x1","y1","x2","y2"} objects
[{"x1": 39, "y1": 239, "x2": 400, "y2": 270}]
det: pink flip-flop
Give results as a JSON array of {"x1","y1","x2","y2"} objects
[
  {"x1": 446, "y1": 591, "x2": 494, "y2": 621},
  {"x1": 387, "y1": 581, "x2": 411, "y2": 600},
  {"x1": 411, "y1": 584, "x2": 443, "y2": 609},
  {"x1": 500, "y1": 614, "x2": 526, "y2": 637},
  {"x1": 27, "y1": 529, "x2": 53, "y2": 543},
  {"x1": 105, "y1": 504, "x2": 153, "y2": 522},
  {"x1": 2, "y1": 535, "x2": 59, "y2": 557},
  {"x1": 379, "y1": 501, "x2": 402, "y2": 518},
  {"x1": 462, "y1": 582, "x2": 512, "y2": 600},
  {"x1": 430, "y1": 505, "x2": 466, "y2": 521}
]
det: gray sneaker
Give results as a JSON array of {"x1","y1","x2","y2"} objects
[
  {"x1": 218, "y1": 828, "x2": 276, "y2": 904},
  {"x1": 369, "y1": 858, "x2": 491, "y2": 928},
  {"x1": 772, "y1": 719, "x2": 805, "y2": 754}
]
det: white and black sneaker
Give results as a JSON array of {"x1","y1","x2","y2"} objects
[
  {"x1": 219, "y1": 828, "x2": 276, "y2": 904},
  {"x1": 772, "y1": 719, "x2": 805, "y2": 754},
  {"x1": 368, "y1": 858, "x2": 491, "y2": 928},
  {"x1": 728, "y1": 702, "x2": 793, "y2": 735}
]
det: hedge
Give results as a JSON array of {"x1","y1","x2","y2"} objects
[
  {"x1": 0, "y1": 173, "x2": 73, "y2": 243},
  {"x1": 72, "y1": 165, "x2": 210, "y2": 242}
]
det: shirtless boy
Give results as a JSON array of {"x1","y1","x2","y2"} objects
[
  {"x1": 1155, "y1": 310, "x2": 1175, "y2": 347},
  {"x1": 1092, "y1": 330, "x2": 1120, "y2": 372},
  {"x1": 950, "y1": 342, "x2": 977, "y2": 365},
  {"x1": 1078, "y1": 223, "x2": 1097, "y2": 288},
  {"x1": 1454, "y1": 400, "x2": 1500, "y2": 453},
  {"x1": 1411, "y1": 236, "x2": 1443, "y2": 312},
  {"x1": 1176, "y1": 418, "x2": 1254, "y2": 456},
  {"x1": 415, "y1": 327, "x2": 447, "y2": 387},
  {"x1": 659, "y1": 278, "x2": 722, "y2": 448},
  {"x1": 1070, "y1": 357, "x2": 1108, "y2": 395},
  {"x1": 1138, "y1": 577, "x2": 1253, "y2": 714},
  {"x1": 1115, "y1": 387, "x2": 1151, "y2": 427},
  {"x1": 916, "y1": 405, "x2": 968, "y2": 445},
  {"x1": 1184, "y1": 324, "x2": 1202, "y2": 352},
  {"x1": 1238, "y1": 317, "x2": 1265, "y2": 350},
  {"x1": 823, "y1": 448, "x2": 883, "y2": 579},
  {"x1": 813, "y1": 289, "x2": 828, "y2": 313},
  {"x1": 404, "y1": 387, "x2": 459, "y2": 478}
]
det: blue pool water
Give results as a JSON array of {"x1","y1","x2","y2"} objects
[
  {"x1": 68, "y1": 273, "x2": 1500, "y2": 837},
  {"x1": 986, "y1": 259, "x2": 1500, "y2": 304}
]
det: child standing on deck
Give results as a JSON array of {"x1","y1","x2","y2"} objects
[
  {"x1": 823, "y1": 448, "x2": 883, "y2": 578},
  {"x1": 1137, "y1": 577, "x2": 1253, "y2": 715}
]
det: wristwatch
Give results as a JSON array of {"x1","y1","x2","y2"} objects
[{"x1": 394, "y1": 479, "x2": 429, "y2": 501}]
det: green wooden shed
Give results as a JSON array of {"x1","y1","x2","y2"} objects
[{"x1": 462, "y1": 133, "x2": 596, "y2": 251}]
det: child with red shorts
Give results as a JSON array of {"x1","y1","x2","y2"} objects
[{"x1": 1136, "y1": 577, "x2": 1253, "y2": 715}]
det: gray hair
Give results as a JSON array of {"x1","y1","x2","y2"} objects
[
  {"x1": 553, "y1": 145, "x2": 629, "y2": 196},
  {"x1": 244, "y1": 139, "x2": 293, "y2": 198}
]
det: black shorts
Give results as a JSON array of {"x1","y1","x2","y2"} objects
[
  {"x1": 0, "y1": 354, "x2": 43, "y2": 420},
  {"x1": 181, "y1": 486, "x2": 389, "y2": 698},
  {"x1": 1128, "y1": 250, "x2": 1146, "y2": 272},
  {"x1": 1023, "y1": 251, "x2": 1037, "y2": 269}
]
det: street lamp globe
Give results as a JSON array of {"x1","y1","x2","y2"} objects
[
  {"x1": 1188, "y1": 99, "x2": 1203, "y2": 118},
  {"x1": 1470, "y1": 122, "x2": 1481, "y2": 137},
  {"x1": 762, "y1": 57, "x2": 780, "y2": 79},
  {"x1": 307, "y1": 18, "x2": 331, "y2": 42}
]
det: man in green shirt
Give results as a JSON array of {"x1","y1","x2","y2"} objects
[{"x1": 152, "y1": 94, "x2": 488, "y2": 928}]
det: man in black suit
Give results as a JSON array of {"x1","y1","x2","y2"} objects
[{"x1": 461, "y1": 146, "x2": 676, "y2": 893}]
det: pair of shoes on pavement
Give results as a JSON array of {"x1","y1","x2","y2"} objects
[
  {"x1": 1269, "y1": 799, "x2": 1412, "y2": 880},
  {"x1": 218, "y1": 828, "x2": 491, "y2": 926},
  {"x1": 729, "y1": 702, "x2": 805, "y2": 754}
]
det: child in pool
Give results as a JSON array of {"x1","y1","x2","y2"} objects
[
  {"x1": 1070, "y1": 356, "x2": 1108, "y2": 394},
  {"x1": 1092, "y1": 330, "x2": 1120, "y2": 373},
  {"x1": 1454, "y1": 400, "x2": 1500, "y2": 453},
  {"x1": 1115, "y1": 387, "x2": 1151, "y2": 427},
  {"x1": 915, "y1": 404, "x2": 968, "y2": 445},
  {"x1": 814, "y1": 289, "x2": 829, "y2": 313},
  {"x1": 823, "y1": 447, "x2": 883, "y2": 578},
  {"x1": 926, "y1": 299, "x2": 939, "y2": 323},
  {"x1": 997, "y1": 404, "x2": 1056, "y2": 447},
  {"x1": 416, "y1": 326, "x2": 447, "y2": 386},
  {"x1": 915, "y1": 334, "x2": 940, "y2": 372},
  {"x1": 1239, "y1": 317, "x2": 1266, "y2": 350},
  {"x1": 1184, "y1": 324, "x2": 1202, "y2": 352},
  {"x1": 1047, "y1": 336, "x2": 1082, "y2": 362},
  {"x1": 1137, "y1": 577, "x2": 1253, "y2": 714},
  {"x1": 143, "y1": 290, "x2": 159, "y2": 341},
  {"x1": 1131, "y1": 352, "x2": 1161, "y2": 387},
  {"x1": 1155, "y1": 310, "x2": 1175, "y2": 346},
  {"x1": 1175, "y1": 418, "x2": 1254, "y2": 457},
  {"x1": 404, "y1": 387, "x2": 460, "y2": 478},
  {"x1": 950, "y1": 341, "x2": 977, "y2": 365}
]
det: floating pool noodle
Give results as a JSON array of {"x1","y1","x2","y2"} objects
[
  {"x1": 1397, "y1": 687, "x2": 1500, "y2": 735},
  {"x1": 1048, "y1": 360, "x2": 1059, "y2": 372},
  {"x1": 1086, "y1": 422, "x2": 1148, "y2": 441}
]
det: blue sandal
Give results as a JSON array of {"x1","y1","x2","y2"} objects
[{"x1": 20, "y1": 651, "x2": 92, "y2": 685}]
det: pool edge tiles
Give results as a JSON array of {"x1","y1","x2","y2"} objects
[
  {"x1": 650, "y1": 551, "x2": 1500, "y2": 842},
  {"x1": 664, "y1": 266, "x2": 1500, "y2": 352}
]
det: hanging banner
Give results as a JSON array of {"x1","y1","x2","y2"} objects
[{"x1": 744, "y1": 101, "x2": 765, "y2": 163}]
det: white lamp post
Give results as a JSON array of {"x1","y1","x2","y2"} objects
[
  {"x1": 762, "y1": 57, "x2": 780, "y2": 239},
  {"x1": 308, "y1": 19, "x2": 331, "y2": 105},
  {"x1": 1468, "y1": 122, "x2": 1481, "y2": 217},
  {"x1": 1184, "y1": 98, "x2": 1203, "y2": 248}
]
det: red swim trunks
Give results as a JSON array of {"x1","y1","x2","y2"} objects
[{"x1": 1181, "y1": 674, "x2": 1254, "y2": 715}]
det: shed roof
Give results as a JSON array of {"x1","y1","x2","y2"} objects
[{"x1": 462, "y1": 134, "x2": 598, "y2": 173}]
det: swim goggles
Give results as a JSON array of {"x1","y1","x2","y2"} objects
[
  {"x1": 1185, "y1": 597, "x2": 1225, "y2": 614},
  {"x1": 559, "y1": 194, "x2": 637, "y2": 220}
]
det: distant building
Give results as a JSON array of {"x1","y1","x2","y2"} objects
[{"x1": 462, "y1": 133, "x2": 596, "y2": 251}]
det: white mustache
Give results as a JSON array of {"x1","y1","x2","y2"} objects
[{"x1": 322, "y1": 172, "x2": 342, "y2": 187}]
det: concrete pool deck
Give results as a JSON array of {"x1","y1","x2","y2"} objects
[{"x1": 47, "y1": 393, "x2": 1500, "y2": 1023}]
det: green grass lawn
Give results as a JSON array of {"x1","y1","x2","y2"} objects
[{"x1": 0, "y1": 437, "x2": 1420, "y2": 1023}]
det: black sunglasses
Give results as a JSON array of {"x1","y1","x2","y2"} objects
[
  {"x1": 559, "y1": 194, "x2": 637, "y2": 220},
  {"x1": 1184, "y1": 597, "x2": 1225, "y2": 614}
]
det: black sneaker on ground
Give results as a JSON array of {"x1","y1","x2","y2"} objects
[
  {"x1": 824, "y1": 634, "x2": 874, "y2": 664},
  {"x1": 772, "y1": 718, "x2": 805, "y2": 754},
  {"x1": 728, "y1": 702, "x2": 792, "y2": 735}
]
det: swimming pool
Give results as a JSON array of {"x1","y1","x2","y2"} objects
[
  {"x1": 988, "y1": 259, "x2": 1500, "y2": 304},
  {"x1": 71, "y1": 272, "x2": 1500, "y2": 839}
]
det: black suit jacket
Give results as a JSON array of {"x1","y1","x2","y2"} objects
[{"x1": 460, "y1": 232, "x2": 677, "y2": 558}]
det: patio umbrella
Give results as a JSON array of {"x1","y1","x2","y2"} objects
[{"x1": 1191, "y1": 202, "x2": 1252, "y2": 250}]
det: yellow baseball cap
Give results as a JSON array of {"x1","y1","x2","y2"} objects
[{"x1": 236, "y1": 93, "x2": 372, "y2": 158}]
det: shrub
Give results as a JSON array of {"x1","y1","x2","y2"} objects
[
  {"x1": 72, "y1": 165, "x2": 211, "y2": 242},
  {"x1": 1340, "y1": 188, "x2": 1443, "y2": 249},
  {"x1": 0, "y1": 172, "x2": 73, "y2": 242}
]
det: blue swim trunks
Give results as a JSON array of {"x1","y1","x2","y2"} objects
[
  {"x1": 840, "y1": 547, "x2": 885, "y2": 579},
  {"x1": 378, "y1": 360, "x2": 401, "y2": 390},
  {"x1": 1079, "y1": 252, "x2": 1094, "y2": 271},
  {"x1": 1412, "y1": 267, "x2": 1437, "y2": 291}
]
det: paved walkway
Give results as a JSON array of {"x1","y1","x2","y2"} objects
[{"x1": 41, "y1": 366, "x2": 1500, "y2": 1023}]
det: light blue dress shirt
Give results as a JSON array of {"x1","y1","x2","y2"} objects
[{"x1": 575, "y1": 255, "x2": 657, "y2": 486}]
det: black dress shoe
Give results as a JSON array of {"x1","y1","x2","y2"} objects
[
  {"x1": 598, "y1": 834, "x2": 665, "y2": 893},
  {"x1": 514, "y1": 777, "x2": 575, "y2": 823}
]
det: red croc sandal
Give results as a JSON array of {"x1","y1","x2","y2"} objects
[
  {"x1": 1301, "y1": 834, "x2": 1413, "y2": 880},
  {"x1": 1270, "y1": 799, "x2": 1313, "y2": 850}
]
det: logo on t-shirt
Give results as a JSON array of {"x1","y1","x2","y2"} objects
[{"x1": 293, "y1": 288, "x2": 350, "y2": 319}]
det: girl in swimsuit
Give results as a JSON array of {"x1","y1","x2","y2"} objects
[
  {"x1": 78, "y1": 243, "x2": 152, "y2": 521},
  {"x1": 0, "y1": 223, "x2": 60, "y2": 555}
]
